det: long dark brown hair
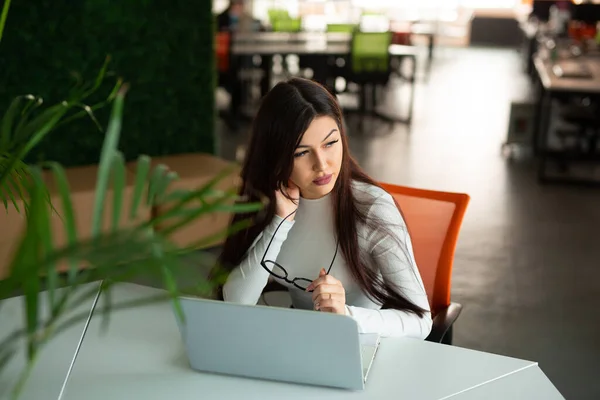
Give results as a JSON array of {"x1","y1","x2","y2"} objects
[{"x1": 218, "y1": 77, "x2": 426, "y2": 317}]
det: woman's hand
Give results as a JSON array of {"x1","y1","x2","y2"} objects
[
  {"x1": 275, "y1": 180, "x2": 300, "y2": 220},
  {"x1": 306, "y1": 269, "x2": 346, "y2": 315}
]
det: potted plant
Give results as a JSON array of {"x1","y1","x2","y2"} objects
[{"x1": 0, "y1": 2, "x2": 260, "y2": 398}]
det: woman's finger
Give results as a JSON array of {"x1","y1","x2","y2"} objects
[
  {"x1": 313, "y1": 292, "x2": 344, "y2": 305},
  {"x1": 316, "y1": 299, "x2": 344, "y2": 314},
  {"x1": 306, "y1": 274, "x2": 340, "y2": 292},
  {"x1": 311, "y1": 284, "x2": 344, "y2": 301}
]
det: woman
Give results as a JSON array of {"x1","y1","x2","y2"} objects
[{"x1": 218, "y1": 78, "x2": 432, "y2": 339}]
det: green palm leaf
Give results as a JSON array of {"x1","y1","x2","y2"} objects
[
  {"x1": 43, "y1": 162, "x2": 79, "y2": 285},
  {"x1": 0, "y1": 60, "x2": 121, "y2": 215},
  {"x1": 129, "y1": 155, "x2": 151, "y2": 220},
  {"x1": 1, "y1": 67, "x2": 264, "y2": 400},
  {"x1": 0, "y1": 0, "x2": 11, "y2": 44},
  {"x1": 110, "y1": 152, "x2": 126, "y2": 233}
]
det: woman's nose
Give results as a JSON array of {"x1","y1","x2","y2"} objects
[{"x1": 313, "y1": 152, "x2": 327, "y2": 171}]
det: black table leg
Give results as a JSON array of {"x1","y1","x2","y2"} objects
[
  {"x1": 428, "y1": 34, "x2": 434, "y2": 63},
  {"x1": 426, "y1": 34, "x2": 434, "y2": 80},
  {"x1": 407, "y1": 54, "x2": 417, "y2": 125},
  {"x1": 537, "y1": 90, "x2": 553, "y2": 182},
  {"x1": 532, "y1": 74, "x2": 545, "y2": 157}
]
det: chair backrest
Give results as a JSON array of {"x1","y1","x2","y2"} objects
[
  {"x1": 351, "y1": 31, "x2": 391, "y2": 74},
  {"x1": 379, "y1": 183, "x2": 470, "y2": 315},
  {"x1": 215, "y1": 31, "x2": 231, "y2": 73},
  {"x1": 327, "y1": 23, "x2": 356, "y2": 33},
  {"x1": 391, "y1": 31, "x2": 412, "y2": 45},
  {"x1": 268, "y1": 8, "x2": 290, "y2": 24},
  {"x1": 272, "y1": 17, "x2": 302, "y2": 32}
]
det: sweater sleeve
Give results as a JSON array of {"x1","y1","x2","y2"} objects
[
  {"x1": 222, "y1": 216, "x2": 294, "y2": 305},
  {"x1": 346, "y1": 194, "x2": 433, "y2": 339}
]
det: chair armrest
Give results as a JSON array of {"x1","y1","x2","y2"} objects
[{"x1": 426, "y1": 302, "x2": 462, "y2": 343}]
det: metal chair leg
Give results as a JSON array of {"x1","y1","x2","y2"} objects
[{"x1": 441, "y1": 325, "x2": 454, "y2": 345}]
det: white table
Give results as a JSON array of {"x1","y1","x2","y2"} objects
[
  {"x1": 444, "y1": 365, "x2": 563, "y2": 400},
  {"x1": 0, "y1": 283, "x2": 100, "y2": 400},
  {"x1": 58, "y1": 283, "x2": 563, "y2": 400}
]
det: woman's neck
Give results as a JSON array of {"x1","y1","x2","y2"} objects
[{"x1": 300, "y1": 190, "x2": 332, "y2": 202}]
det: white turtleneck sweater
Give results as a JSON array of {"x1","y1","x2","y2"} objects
[{"x1": 222, "y1": 181, "x2": 432, "y2": 339}]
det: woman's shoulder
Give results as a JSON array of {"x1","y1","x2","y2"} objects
[
  {"x1": 352, "y1": 181, "x2": 406, "y2": 226},
  {"x1": 351, "y1": 180, "x2": 395, "y2": 207}
]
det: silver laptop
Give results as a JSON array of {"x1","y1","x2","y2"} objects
[{"x1": 175, "y1": 297, "x2": 380, "y2": 390}]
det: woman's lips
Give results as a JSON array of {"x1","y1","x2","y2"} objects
[{"x1": 313, "y1": 174, "x2": 332, "y2": 186}]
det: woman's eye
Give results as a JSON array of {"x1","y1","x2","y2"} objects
[
  {"x1": 325, "y1": 139, "x2": 339, "y2": 148},
  {"x1": 294, "y1": 150, "x2": 308, "y2": 158}
]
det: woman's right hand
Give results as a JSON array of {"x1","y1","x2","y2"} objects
[{"x1": 275, "y1": 180, "x2": 300, "y2": 220}]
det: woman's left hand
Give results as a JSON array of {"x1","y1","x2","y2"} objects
[{"x1": 306, "y1": 268, "x2": 346, "y2": 315}]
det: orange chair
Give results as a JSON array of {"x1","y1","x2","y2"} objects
[
  {"x1": 215, "y1": 31, "x2": 231, "y2": 73},
  {"x1": 380, "y1": 182, "x2": 470, "y2": 344},
  {"x1": 391, "y1": 31, "x2": 412, "y2": 46},
  {"x1": 260, "y1": 183, "x2": 469, "y2": 344}
]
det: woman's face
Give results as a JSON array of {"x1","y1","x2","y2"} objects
[{"x1": 289, "y1": 116, "x2": 343, "y2": 200}]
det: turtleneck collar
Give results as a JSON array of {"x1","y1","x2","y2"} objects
[{"x1": 298, "y1": 190, "x2": 333, "y2": 210}]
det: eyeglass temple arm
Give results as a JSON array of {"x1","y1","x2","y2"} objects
[
  {"x1": 325, "y1": 239, "x2": 340, "y2": 275},
  {"x1": 260, "y1": 209, "x2": 297, "y2": 263}
]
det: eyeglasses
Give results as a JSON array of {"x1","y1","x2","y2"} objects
[{"x1": 260, "y1": 210, "x2": 339, "y2": 292}]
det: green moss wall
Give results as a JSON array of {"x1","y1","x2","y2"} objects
[{"x1": 0, "y1": 0, "x2": 216, "y2": 166}]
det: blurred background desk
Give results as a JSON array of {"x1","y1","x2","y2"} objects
[
  {"x1": 532, "y1": 54, "x2": 600, "y2": 185},
  {"x1": 229, "y1": 35, "x2": 417, "y2": 125}
]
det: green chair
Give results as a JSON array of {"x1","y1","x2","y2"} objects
[
  {"x1": 347, "y1": 31, "x2": 398, "y2": 128},
  {"x1": 326, "y1": 23, "x2": 357, "y2": 33},
  {"x1": 272, "y1": 17, "x2": 302, "y2": 33},
  {"x1": 267, "y1": 9, "x2": 289, "y2": 24},
  {"x1": 351, "y1": 31, "x2": 391, "y2": 75}
]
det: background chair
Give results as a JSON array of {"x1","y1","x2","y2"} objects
[
  {"x1": 215, "y1": 31, "x2": 231, "y2": 77},
  {"x1": 349, "y1": 31, "x2": 392, "y2": 91},
  {"x1": 327, "y1": 23, "x2": 357, "y2": 33},
  {"x1": 379, "y1": 183, "x2": 470, "y2": 344},
  {"x1": 267, "y1": 9, "x2": 301, "y2": 32},
  {"x1": 215, "y1": 31, "x2": 237, "y2": 122},
  {"x1": 272, "y1": 17, "x2": 302, "y2": 32},
  {"x1": 346, "y1": 31, "x2": 395, "y2": 129},
  {"x1": 267, "y1": 8, "x2": 290, "y2": 25},
  {"x1": 261, "y1": 183, "x2": 470, "y2": 345}
]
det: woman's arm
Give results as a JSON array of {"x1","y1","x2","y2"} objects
[
  {"x1": 222, "y1": 216, "x2": 294, "y2": 304},
  {"x1": 346, "y1": 194, "x2": 433, "y2": 339}
]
